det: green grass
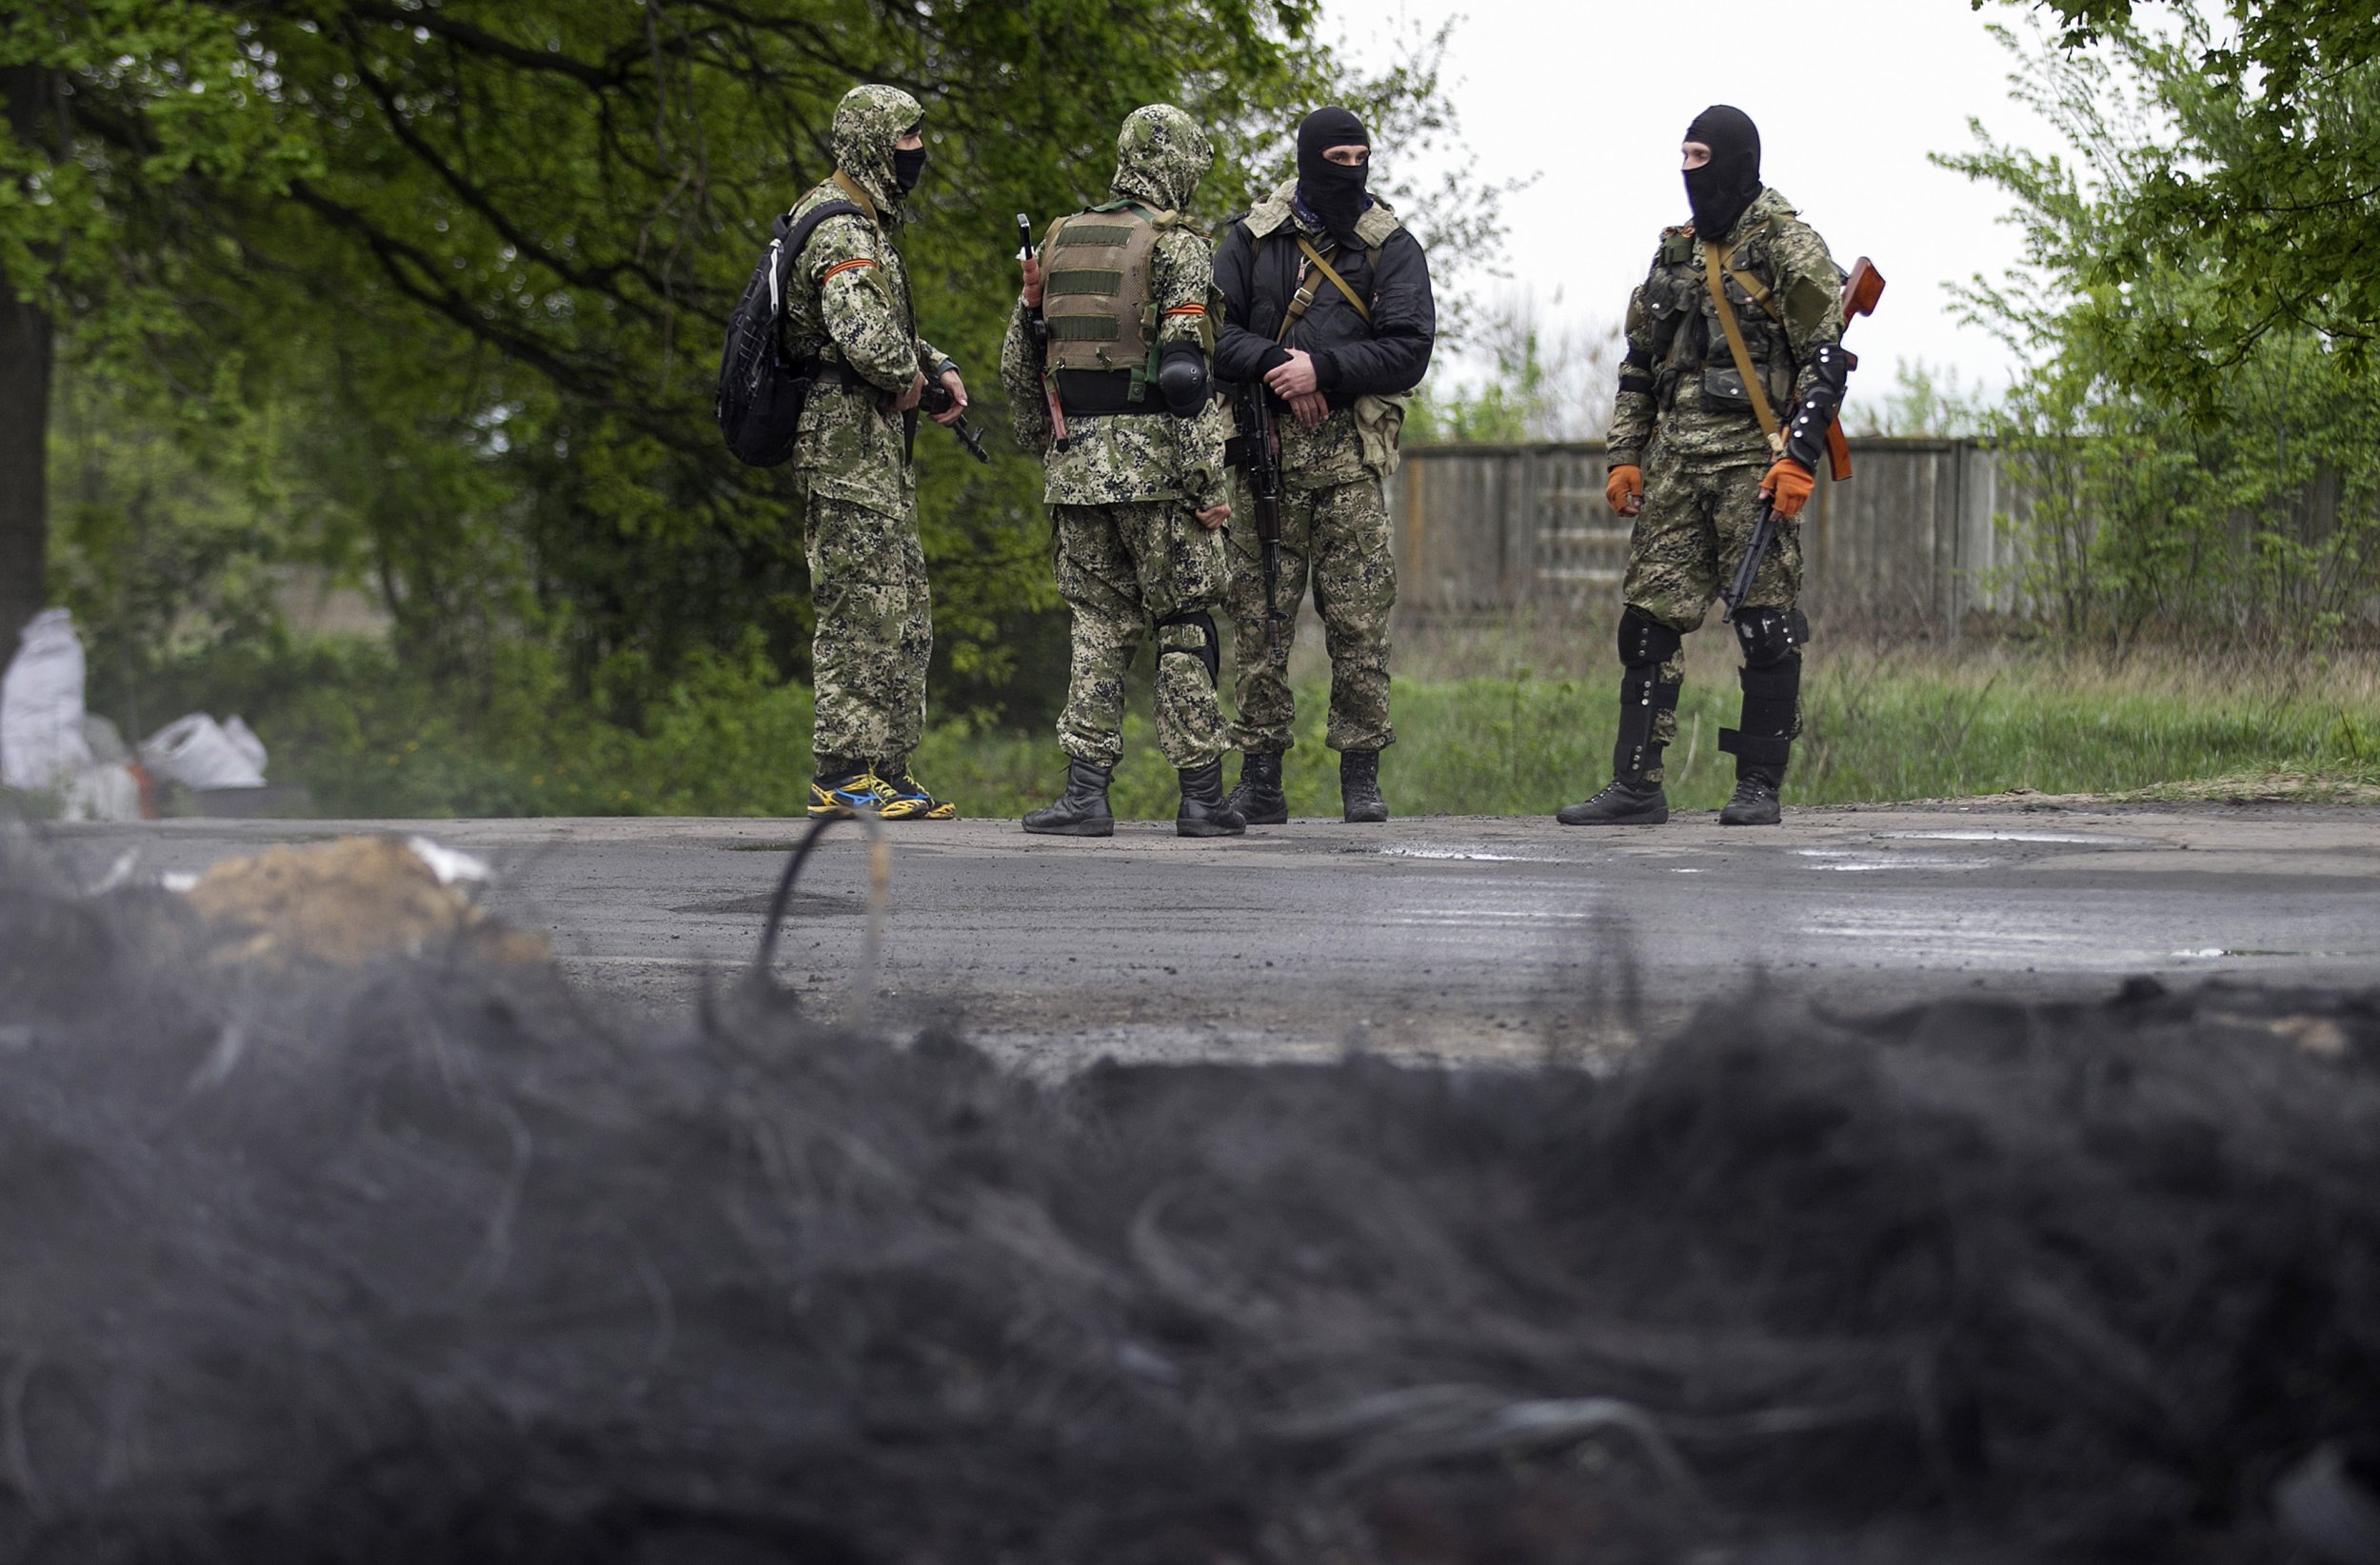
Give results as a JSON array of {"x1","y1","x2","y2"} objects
[
  {"x1": 914, "y1": 657, "x2": 2380, "y2": 820},
  {"x1": 127, "y1": 627, "x2": 2380, "y2": 820}
]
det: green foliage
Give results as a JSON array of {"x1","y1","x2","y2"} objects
[
  {"x1": 1944, "y1": 20, "x2": 2380, "y2": 648},
  {"x1": 1980, "y1": 0, "x2": 2380, "y2": 396},
  {"x1": 10, "y1": 2, "x2": 1495, "y2": 733}
]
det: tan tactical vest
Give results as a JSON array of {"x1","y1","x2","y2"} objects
[{"x1": 1041, "y1": 203, "x2": 1164, "y2": 396}]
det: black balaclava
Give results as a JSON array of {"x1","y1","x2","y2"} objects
[
  {"x1": 1683, "y1": 104, "x2": 1761, "y2": 243},
  {"x1": 891, "y1": 125, "x2": 928, "y2": 195},
  {"x1": 1295, "y1": 106, "x2": 1370, "y2": 245}
]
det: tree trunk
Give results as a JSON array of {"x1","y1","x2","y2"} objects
[{"x1": 0, "y1": 65, "x2": 56, "y2": 660}]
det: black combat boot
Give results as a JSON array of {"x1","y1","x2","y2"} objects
[
  {"x1": 1177, "y1": 761, "x2": 1247, "y2": 838},
  {"x1": 1225, "y1": 752, "x2": 1289, "y2": 825},
  {"x1": 1022, "y1": 758, "x2": 1115, "y2": 837},
  {"x1": 1339, "y1": 749, "x2": 1388, "y2": 823},
  {"x1": 1557, "y1": 777, "x2": 1670, "y2": 825},
  {"x1": 1557, "y1": 608, "x2": 1682, "y2": 827},
  {"x1": 1719, "y1": 770, "x2": 1783, "y2": 826}
]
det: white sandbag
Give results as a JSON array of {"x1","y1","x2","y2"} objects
[
  {"x1": 222, "y1": 715, "x2": 268, "y2": 774},
  {"x1": 143, "y1": 713, "x2": 268, "y2": 789},
  {"x1": 80, "y1": 712, "x2": 130, "y2": 766},
  {"x1": 1, "y1": 608, "x2": 96, "y2": 791},
  {"x1": 60, "y1": 763, "x2": 145, "y2": 822}
]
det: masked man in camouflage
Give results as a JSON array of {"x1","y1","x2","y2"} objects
[
  {"x1": 1003, "y1": 105, "x2": 1245, "y2": 839},
  {"x1": 1559, "y1": 104, "x2": 1850, "y2": 828},
  {"x1": 784, "y1": 84, "x2": 971, "y2": 821},
  {"x1": 1213, "y1": 107, "x2": 1436, "y2": 824}
]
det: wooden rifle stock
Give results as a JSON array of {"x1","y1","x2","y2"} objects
[{"x1": 1823, "y1": 257, "x2": 1886, "y2": 482}]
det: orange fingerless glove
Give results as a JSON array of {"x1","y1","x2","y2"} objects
[
  {"x1": 1605, "y1": 465, "x2": 1644, "y2": 515},
  {"x1": 1761, "y1": 457, "x2": 1815, "y2": 520}
]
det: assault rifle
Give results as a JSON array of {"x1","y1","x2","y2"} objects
[
  {"x1": 1226, "y1": 382, "x2": 1288, "y2": 653},
  {"x1": 1721, "y1": 256, "x2": 1886, "y2": 624},
  {"x1": 1016, "y1": 212, "x2": 1070, "y2": 452},
  {"x1": 919, "y1": 379, "x2": 990, "y2": 464}
]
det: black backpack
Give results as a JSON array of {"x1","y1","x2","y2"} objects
[{"x1": 714, "y1": 199, "x2": 865, "y2": 467}]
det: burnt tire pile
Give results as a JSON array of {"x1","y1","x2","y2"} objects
[{"x1": 1, "y1": 846, "x2": 2376, "y2": 1565}]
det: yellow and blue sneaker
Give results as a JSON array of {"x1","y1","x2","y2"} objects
[
  {"x1": 808, "y1": 771, "x2": 891, "y2": 819},
  {"x1": 878, "y1": 771, "x2": 959, "y2": 821}
]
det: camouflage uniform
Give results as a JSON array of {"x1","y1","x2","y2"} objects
[
  {"x1": 1605, "y1": 187, "x2": 1844, "y2": 780},
  {"x1": 1219, "y1": 183, "x2": 1420, "y2": 758},
  {"x1": 782, "y1": 84, "x2": 951, "y2": 776},
  {"x1": 1000, "y1": 106, "x2": 1233, "y2": 772}
]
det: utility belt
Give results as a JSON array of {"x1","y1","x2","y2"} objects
[{"x1": 1055, "y1": 368, "x2": 1170, "y2": 419}]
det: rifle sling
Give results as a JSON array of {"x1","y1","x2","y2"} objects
[
  {"x1": 1703, "y1": 241, "x2": 1784, "y2": 457},
  {"x1": 1294, "y1": 236, "x2": 1372, "y2": 324}
]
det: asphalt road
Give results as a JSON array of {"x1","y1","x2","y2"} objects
[{"x1": 39, "y1": 800, "x2": 2380, "y2": 1071}]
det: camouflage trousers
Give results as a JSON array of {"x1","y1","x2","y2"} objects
[
  {"x1": 801, "y1": 482, "x2": 932, "y2": 771},
  {"x1": 1053, "y1": 501, "x2": 1230, "y2": 772},
  {"x1": 1222, "y1": 474, "x2": 1396, "y2": 755},
  {"x1": 1621, "y1": 441, "x2": 1803, "y2": 631}
]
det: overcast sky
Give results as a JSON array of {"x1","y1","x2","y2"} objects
[{"x1": 1337, "y1": 0, "x2": 2076, "y2": 419}]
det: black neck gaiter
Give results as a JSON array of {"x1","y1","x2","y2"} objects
[
  {"x1": 1683, "y1": 104, "x2": 1761, "y2": 244},
  {"x1": 1295, "y1": 106, "x2": 1370, "y2": 246},
  {"x1": 892, "y1": 145, "x2": 928, "y2": 195}
]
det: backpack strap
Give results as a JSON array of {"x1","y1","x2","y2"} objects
[{"x1": 774, "y1": 198, "x2": 868, "y2": 351}]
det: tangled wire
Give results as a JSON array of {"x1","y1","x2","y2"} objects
[{"x1": 0, "y1": 835, "x2": 2375, "y2": 1564}]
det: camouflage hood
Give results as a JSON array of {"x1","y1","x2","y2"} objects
[
  {"x1": 832, "y1": 83, "x2": 923, "y2": 217},
  {"x1": 1109, "y1": 104, "x2": 1212, "y2": 216}
]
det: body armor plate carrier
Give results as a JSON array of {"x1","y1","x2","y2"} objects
[{"x1": 1042, "y1": 204, "x2": 1165, "y2": 403}]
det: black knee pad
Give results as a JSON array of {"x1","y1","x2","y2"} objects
[
  {"x1": 1617, "y1": 605, "x2": 1684, "y2": 669},
  {"x1": 1734, "y1": 606, "x2": 1811, "y2": 668},
  {"x1": 1156, "y1": 608, "x2": 1220, "y2": 684}
]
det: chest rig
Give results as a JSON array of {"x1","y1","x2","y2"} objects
[{"x1": 1643, "y1": 217, "x2": 1795, "y2": 420}]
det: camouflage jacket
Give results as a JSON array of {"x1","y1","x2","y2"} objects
[
  {"x1": 1607, "y1": 187, "x2": 1844, "y2": 469},
  {"x1": 781, "y1": 86, "x2": 947, "y2": 519},
  {"x1": 999, "y1": 105, "x2": 1228, "y2": 510}
]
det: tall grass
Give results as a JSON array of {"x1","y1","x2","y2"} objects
[{"x1": 117, "y1": 619, "x2": 2380, "y2": 820}]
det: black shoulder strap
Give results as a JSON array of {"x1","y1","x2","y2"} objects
[{"x1": 774, "y1": 198, "x2": 867, "y2": 313}]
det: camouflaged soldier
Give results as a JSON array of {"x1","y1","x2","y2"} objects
[
  {"x1": 783, "y1": 84, "x2": 972, "y2": 821},
  {"x1": 1559, "y1": 104, "x2": 1850, "y2": 829},
  {"x1": 1212, "y1": 107, "x2": 1436, "y2": 824},
  {"x1": 1002, "y1": 106, "x2": 1244, "y2": 839}
]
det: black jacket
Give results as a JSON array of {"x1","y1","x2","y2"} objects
[{"x1": 1213, "y1": 208, "x2": 1436, "y2": 409}]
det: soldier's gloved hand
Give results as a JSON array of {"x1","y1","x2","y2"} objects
[
  {"x1": 1605, "y1": 465, "x2": 1644, "y2": 517},
  {"x1": 1759, "y1": 457, "x2": 1815, "y2": 519},
  {"x1": 1194, "y1": 503, "x2": 1231, "y2": 530},
  {"x1": 894, "y1": 371, "x2": 926, "y2": 413}
]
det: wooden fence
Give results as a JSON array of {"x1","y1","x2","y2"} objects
[{"x1": 1390, "y1": 439, "x2": 2027, "y2": 638}]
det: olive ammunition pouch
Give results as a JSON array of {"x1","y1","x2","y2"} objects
[
  {"x1": 1043, "y1": 205, "x2": 1166, "y2": 400},
  {"x1": 1719, "y1": 606, "x2": 1809, "y2": 781},
  {"x1": 1156, "y1": 609, "x2": 1220, "y2": 683},
  {"x1": 1614, "y1": 607, "x2": 1685, "y2": 782}
]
